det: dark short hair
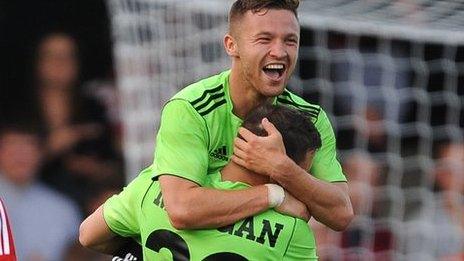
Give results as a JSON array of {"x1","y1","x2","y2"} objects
[
  {"x1": 0, "y1": 122, "x2": 44, "y2": 145},
  {"x1": 229, "y1": 0, "x2": 299, "y2": 33},
  {"x1": 242, "y1": 103, "x2": 321, "y2": 164}
]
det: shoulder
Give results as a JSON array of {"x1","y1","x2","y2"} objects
[
  {"x1": 163, "y1": 71, "x2": 230, "y2": 117},
  {"x1": 277, "y1": 89, "x2": 322, "y2": 123},
  {"x1": 170, "y1": 71, "x2": 228, "y2": 116},
  {"x1": 172, "y1": 71, "x2": 228, "y2": 102}
]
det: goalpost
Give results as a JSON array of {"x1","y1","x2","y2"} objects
[
  {"x1": 107, "y1": 0, "x2": 463, "y2": 259},
  {"x1": 107, "y1": 0, "x2": 230, "y2": 180}
]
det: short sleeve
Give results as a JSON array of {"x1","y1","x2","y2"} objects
[
  {"x1": 152, "y1": 99, "x2": 209, "y2": 186},
  {"x1": 103, "y1": 184, "x2": 141, "y2": 237},
  {"x1": 310, "y1": 109, "x2": 347, "y2": 182}
]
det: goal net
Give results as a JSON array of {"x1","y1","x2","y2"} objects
[{"x1": 106, "y1": 0, "x2": 464, "y2": 259}]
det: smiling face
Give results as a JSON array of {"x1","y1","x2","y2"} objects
[{"x1": 225, "y1": 8, "x2": 300, "y2": 98}]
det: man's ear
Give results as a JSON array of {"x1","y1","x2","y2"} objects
[
  {"x1": 300, "y1": 150, "x2": 317, "y2": 170},
  {"x1": 224, "y1": 33, "x2": 238, "y2": 57}
]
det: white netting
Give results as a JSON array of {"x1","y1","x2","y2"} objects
[
  {"x1": 107, "y1": 0, "x2": 464, "y2": 259},
  {"x1": 299, "y1": 0, "x2": 464, "y2": 44}
]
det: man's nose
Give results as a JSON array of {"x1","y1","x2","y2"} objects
[{"x1": 268, "y1": 41, "x2": 287, "y2": 59}]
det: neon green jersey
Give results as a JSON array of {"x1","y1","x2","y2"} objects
[
  {"x1": 104, "y1": 170, "x2": 317, "y2": 260},
  {"x1": 151, "y1": 70, "x2": 346, "y2": 185}
]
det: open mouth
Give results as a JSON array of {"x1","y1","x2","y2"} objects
[{"x1": 262, "y1": 64, "x2": 285, "y2": 81}]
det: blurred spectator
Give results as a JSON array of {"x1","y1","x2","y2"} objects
[
  {"x1": 0, "y1": 123, "x2": 80, "y2": 261},
  {"x1": 343, "y1": 152, "x2": 378, "y2": 216},
  {"x1": 404, "y1": 142, "x2": 464, "y2": 259},
  {"x1": 432, "y1": 142, "x2": 464, "y2": 258},
  {"x1": 363, "y1": 105, "x2": 388, "y2": 153},
  {"x1": 312, "y1": 152, "x2": 390, "y2": 260},
  {"x1": 32, "y1": 32, "x2": 123, "y2": 213},
  {"x1": 82, "y1": 79, "x2": 122, "y2": 153},
  {"x1": 341, "y1": 153, "x2": 396, "y2": 258}
]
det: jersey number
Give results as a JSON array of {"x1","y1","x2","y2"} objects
[{"x1": 146, "y1": 229, "x2": 247, "y2": 261}]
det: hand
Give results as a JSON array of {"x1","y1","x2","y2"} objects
[
  {"x1": 66, "y1": 154, "x2": 116, "y2": 180},
  {"x1": 47, "y1": 123, "x2": 103, "y2": 154},
  {"x1": 275, "y1": 190, "x2": 311, "y2": 221},
  {"x1": 232, "y1": 118, "x2": 287, "y2": 176}
]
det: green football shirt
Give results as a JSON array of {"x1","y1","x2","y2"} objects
[
  {"x1": 104, "y1": 170, "x2": 318, "y2": 260},
  {"x1": 151, "y1": 70, "x2": 346, "y2": 186}
]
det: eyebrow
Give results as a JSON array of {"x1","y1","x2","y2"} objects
[
  {"x1": 254, "y1": 31, "x2": 298, "y2": 39},
  {"x1": 255, "y1": 32, "x2": 272, "y2": 37}
]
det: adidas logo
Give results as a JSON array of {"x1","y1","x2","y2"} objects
[{"x1": 210, "y1": 145, "x2": 228, "y2": 161}]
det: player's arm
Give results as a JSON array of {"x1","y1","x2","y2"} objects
[
  {"x1": 79, "y1": 206, "x2": 128, "y2": 253},
  {"x1": 160, "y1": 176, "x2": 310, "y2": 229},
  {"x1": 233, "y1": 115, "x2": 353, "y2": 231},
  {"x1": 160, "y1": 176, "x2": 270, "y2": 229},
  {"x1": 269, "y1": 156, "x2": 352, "y2": 231},
  {"x1": 155, "y1": 100, "x2": 308, "y2": 229},
  {"x1": 80, "y1": 176, "x2": 144, "y2": 256},
  {"x1": 80, "y1": 206, "x2": 143, "y2": 259}
]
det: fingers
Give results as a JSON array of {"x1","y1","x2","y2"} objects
[
  {"x1": 233, "y1": 147, "x2": 247, "y2": 160},
  {"x1": 238, "y1": 127, "x2": 257, "y2": 142},
  {"x1": 231, "y1": 155, "x2": 247, "y2": 169},
  {"x1": 261, "y1": 118, "x2": 279, "y2": 136},
  {"x1": 233, "y1": 137, "x2": 249, "y2": 162},
  {"x1": 233, "y1": 137, "x2": 248, "y2": 151},
  {"x1": 234, "y1": 137, "x2": 249, "y2": 160}
]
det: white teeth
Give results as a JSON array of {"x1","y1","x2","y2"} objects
[{"x1": 265, "y1": 64, "x2": 284, "y2": 70}]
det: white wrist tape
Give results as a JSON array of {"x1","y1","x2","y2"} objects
[{"x1": 265, "y1": 184, "x2": 285, "y2": 208}]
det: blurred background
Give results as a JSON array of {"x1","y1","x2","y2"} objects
[
  {"x1": 0, "y1": 0, "x2": 120, "y2": 260},
  {"x1": 0, "y1": 0, "x2": 463, "y2": 260}
]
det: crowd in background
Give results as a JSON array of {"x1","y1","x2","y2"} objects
[
  {"x1": 0, "y1": 32, "x2": 121, "y2": 260},
  {"x1": 298, "y1": 30, "x2": 464, "y2": 260},
  {"x1": 0, "y1": 7, "x2": 463, "y2": 261}
]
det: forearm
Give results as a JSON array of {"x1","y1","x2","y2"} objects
[
  {"x1": 271, "y1": 157, "x2": 353, "y2": 231},
  {"x1": 79, "y1": 205, "x2": 127, "y2": 254},
  {"x1": 80, "y1": 200, "x2": 143, "y2": 258},
  {"x1": 160, "y1": 176, "x2": 270, "y2": 229},
  {"x1": 182, "y1": 187, "x2": 269, "y2": 228}
]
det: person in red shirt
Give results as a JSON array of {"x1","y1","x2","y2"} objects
[{"x1": 0, "y1": 198, "x2": 16, "y2": 261}]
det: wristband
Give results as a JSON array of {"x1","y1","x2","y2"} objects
[{"x1": 264, "y1": 184, "x2": 285, "y2": 208}]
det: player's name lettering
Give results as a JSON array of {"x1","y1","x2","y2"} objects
[
  {"x1": 217, "y1": 216, "x2": 284, "y2": 248},
  {"x1": 154, "y1": 189, "x2": 284, "y2": 248}
]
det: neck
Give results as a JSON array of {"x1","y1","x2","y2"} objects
[
  {"x1": 221, "y1": 161, "x2": 270, "y2": 186},
  {"x1": 229, "y1": 65, "x2": 272, "y2": 119},
  {"x1": 40, "y1": 80, "x2": 73, "y2": 91},
  {"x1": 0, "y1": 172, "x2": 34, "y2": 189},
  {"x1": 40, "y1": 87, "x2": 72, "y2": 128}
]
